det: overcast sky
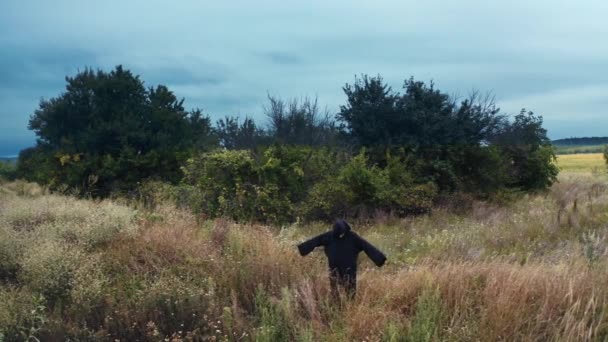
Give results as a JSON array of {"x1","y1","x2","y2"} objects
[{"x1": 1, "y1": 0, "x2": 607, "y2": 156}]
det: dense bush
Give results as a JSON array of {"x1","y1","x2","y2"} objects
[
  {"x1": 304, "y1": 153, "x2": 438, "y2": 219},
  {"x1": 181, "y1": 148, "x2": 437, "y2": 223},
  {"x1": 182, "y1": 149, "x2": 268, "y2": 222},
  {"x1": 0, "y1": 161, "x2": 16, "y2": 181},
  {"x1": 19, "y1": 66, "x2": 216, "y2": 196},
  {"x1": 15, "y1": 67, "x2": 559, "y2": 222},
  {"x1": 338, "y1": 76, "x2": 558, "y2": 194},
  {"x1": 491, "y1": 110, "x2": 559, "y2": 190},
  {"x1": 181, "y1": 146, "x2": 346, "y2": 223}
]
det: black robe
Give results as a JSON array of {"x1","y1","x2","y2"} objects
[{"x1": 297, "y1": 220, "x2": 386, "y2": 297}]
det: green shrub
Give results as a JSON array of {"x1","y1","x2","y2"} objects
[
  {"x1": 20, "y1": 67, "x2": 218, "y2": 197},
  {"x1": 0, "y1": 161, "x2": 16, "y2": 181},
  {"x1": 407, "y1": 288, "x2": 443, "y2": 342},
  {"x1": 382, "y1": 320, "x2": 408, "y2": 342},
  {"x1": 0, "y1": 290, "x2": 48, "y2": 342},
  {"x1": 516, "y1": 145, "x2": 559, "y2": 190},
  {"x1": 492, "y1": 111, "x2": 559, "y2": 191},
  {"x1": 303, "y1": 152, "x2": 382, "y2": 218},
  {"x1": 302, "y1": 176, "x2": 352, "y2": 220},
  {"x1": 379, "y1": 156, "x2": 438, "y2": 214},
  {"x1": 182, "y1": 147, "x2": 345, "y2": 224},
  {"x1": 303, "y1": 152, "x2": 438, "y2": 219},
  {"x1": 254, "y1": 286, "x2": 293, "y2": 342},
  {"x1": 183, "y1": 149, "x2": 258, "y2": 220}
]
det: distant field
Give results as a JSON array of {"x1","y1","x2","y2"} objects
[
  {"x1": 557, "y1": 152, "x2": 605, "y2": 173},
  {"x1": 554, "y1": 144, "x2": 605, "y2": 155}
]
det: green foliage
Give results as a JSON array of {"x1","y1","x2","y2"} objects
[
  {"x1": 338, "y1": 76, "x2": 501, "y2": 150},
  {"x1": 555, "y1": 144, "x2": 605, "y2": 155},
  {"x1": 182, "y1": 147, "x2": 439, "y2": 222},
  {"x1": 338, "y1": 75, "x2": 557, "y2": 193},
  {"x1": 216, "y1": 115, "x2": 267, "y2": 150},
  {"x1": 265, "y1": 95, "x2": 339, "y2": 147},
  {"x1": 0, "y1": 291, "x2": 48, "y2": 342},
  {"x1": 337, "y1": 75, "x2": 400, "y2": 149},
  {"x1": 492, "y1": 111, "x2": 558, "y2": 190},
  {"x1": 382, "y1": 320, "x2": 408, "y2": 342},
  {"x1": 0, "y1": 161, "x2": 16, "y2": 181},
  {"x1": 20, "y1": 66, "x2": 216, "y2": 196},
  {"x1": 254, "y1": 286, "x2": 293, "y2": 342},
  {"x1": 553, "y1": 137, "x2": 608, "y2": 146},
  {"x1": 407, "y1": 288, "x2": 443, "y2": 342},
  {"x1": 304, "y1": 152, "x2": 438, "y2": 219},
  {"x1": 182, "y1": 146, "x2": 348, "y2": 223},
  {"x1": 377, "y1": 154, "x2": 440, "y2": 214},
  {"x1": 411, "y1": 145, "x2": 510, "y2": 194},
  {"x1": 15, "y1": 67, "x2": 559, "y2": 220},
  {"x1": 182, "y1": 149, "x2": 267, "y2": 222},
  {"x1": 15, "y1": 146, "x2": 55, "y2": 186}
]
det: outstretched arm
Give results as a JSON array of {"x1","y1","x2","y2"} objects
[
  {"x1": 356, "y1": 234, "x2": 387, "y2": 267},
  {"x1": 297, "y1": 232, "x2": 329, "y2": 256}
]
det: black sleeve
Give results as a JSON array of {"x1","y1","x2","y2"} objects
[
  {"x1": 355, "y1": 234, "x2": 387, "y2": 267},
  {"x1": 297, "y1": 232, "x2": 329, "y2": 256}
]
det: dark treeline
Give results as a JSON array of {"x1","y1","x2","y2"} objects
[
  {"x1": 16, "y1": 66, "x2": 558, "y2": 223},
  {"x1": 552, "y1": 137, "x2": 608, "y2": 146}
]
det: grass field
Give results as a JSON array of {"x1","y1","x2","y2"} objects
[
  {"x1": 557, "y1": 152, "x2": 605, "y2": 173},
  {"x1": 3, "y1": 157, "x2": 608, "y2": 340}
]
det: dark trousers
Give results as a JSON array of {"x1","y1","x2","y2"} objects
[{"x1": 329, "y1": 269, "x2": 357, "y2": 300}]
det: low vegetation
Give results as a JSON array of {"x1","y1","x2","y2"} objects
[
  {"x1": 552, "y1": 137, "x2": 608, "y2": 155},
  {"x1": 554, "y1": 145, "x2": 606, "y2": 155},
  {"x1": 1, "y1": 155, "x2": 608, "y2": 341},
  {"x1": 0, "y1": 161, "x2": 16, "y2": 181}
]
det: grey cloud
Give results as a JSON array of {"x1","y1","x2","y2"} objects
[
  {"x1": 1, "y1": 0, "x2": 608, "y2": 155},
  {"x1": 260, "y1": 51, "x2": 303, "y2": 65},
  {"x1": 139, "y1": 64, "x2": 228, "y2": 88},
  {"x1": 0, "y1": 45, "x2": 98, "y2": 91}
]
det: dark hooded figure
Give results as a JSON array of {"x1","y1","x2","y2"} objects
[{"x1": 297, "y1": 220, "x2": 387, "y2": 298}]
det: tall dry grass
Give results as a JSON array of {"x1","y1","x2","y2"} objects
[{"x1": 2, "y1": 172, "x2": 608, "y2": 340}]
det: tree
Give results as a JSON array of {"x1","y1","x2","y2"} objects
[
  {"x1": 0, "y1": 160, "x2": 16, "y2": 181},
  {"x1": 337, "y1": 74, "x2": 557, "y2": 193},
  {"x1": 491, "y1": 110, "x2": 558, "y2": 190},
  {"x1": 337, "y1": 75, "x2": 400, "y2": 149},
  {"x1": 21, "y1": 65, "x2": 216, "y2": 196},
  {"x1": 215, "y1": 115, "x2": 266, "y2": 150},
  {"x1": 265, "y1": 95, "x2": 339, "y2": 146},
  {"x1": 338, "y1": 75, "x2": 503, "y2": 150}
]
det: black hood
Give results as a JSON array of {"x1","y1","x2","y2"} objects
[{"x1": 333, "y1": 219, "x2": 351, "y2": 237}]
